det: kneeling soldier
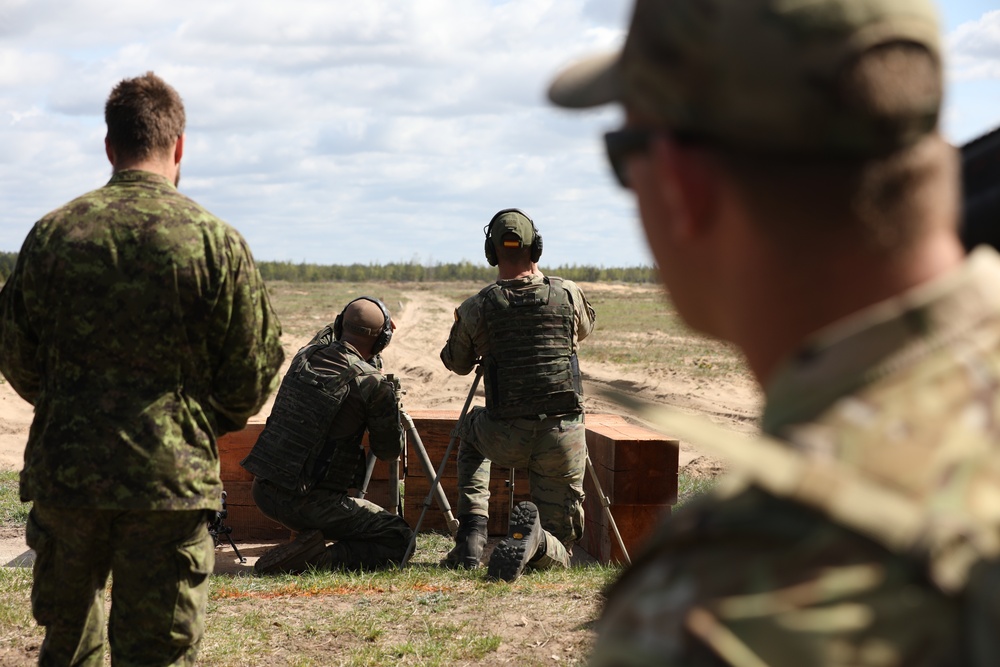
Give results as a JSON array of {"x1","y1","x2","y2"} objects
[
  {"x1": 243, "y1": 297, "x2": 413, "y2": 573},
  {"x1": 441, "y1": 209, "x2": 597, "y2": 581}
]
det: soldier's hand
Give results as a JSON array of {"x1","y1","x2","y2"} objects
[{"x1": 386, "y1": 373, "x2": 406, "y2": 407}]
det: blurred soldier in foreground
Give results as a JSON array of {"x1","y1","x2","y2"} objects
[
  {"x1": 548, "y1": 0, "x2": 1000, "y2": 664},
  {"x1": 0, "y1": 72, "x2": 283, "y2": 666},
  {"x1": 440, "y1": 209, "x2": 596, "y2": 582},
  {"x1": 243, "y1": 297, "x2": 414, "y2": 574}
]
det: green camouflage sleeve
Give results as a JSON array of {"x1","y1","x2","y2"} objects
[
  {"x1": 440, "y1": 295, "x2": 484, "y2": 375},
  {"x1": 0, "y1": 228, "x2": 41, "y2": 404},
  {"x1": 589, "y1": 487, "x2": 960, "y2": 667},
  {"x1": 566, "y1": 280, "x2": 596, "y2": 344},
  {"x1": 204, "y1": 235, "x2": 284, "y2": 435},
  {"x1": 365, "y1": 375, "x2": 404, "y2": 461}
]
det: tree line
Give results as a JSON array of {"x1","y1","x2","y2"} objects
[
  {"x1": 0, "y1": 252, "x2": 657, "y2": 285},
  {"x1": 0, "y1": 252, "x2": 15, "y2": 283},
  {"x1": 256, "y1": 260, "x2": 658, "y2": 283}
]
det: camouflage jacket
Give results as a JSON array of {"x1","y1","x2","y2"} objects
[
  {"x1": 440, "y1": 272, "x2": 596, "y2": 374},
  {"x1": 589, "y1": 247, "x2": 1000, "y2": 666},
  {"x1": 0, "y1": 170, "x2": 284, "y2": 511}
]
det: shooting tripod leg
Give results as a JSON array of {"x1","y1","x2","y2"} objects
[
  {"x1": 356, "y1": 451, "x2": 378, "y2": 500},
  {"x1": 401, "y1": 411, "x2": 460, "y2": 536},
  {"x1": 388, "y1": 453, "x2": 400, "y2": 515},
  {"x1": 586, "y1": 454, "x2": 631, "y2": 565},
  {"x1": 401, "y1": 365, "x2": 483, "y2": 567}
]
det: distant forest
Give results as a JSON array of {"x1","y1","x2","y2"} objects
[
  {"x1": 256, "y1": 260, "x2": 658, "y2": 283},
  {"x1": 0, "y1": 252, "x2": 14, "y2": 283},
  {"x1": 0, "y1": 252, "x2": 658, "y2": 284}
]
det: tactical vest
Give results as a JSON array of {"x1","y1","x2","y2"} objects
[
  {"x1": 480, "y1": 277, "x2": 583, "y2": 419},
  {"x1": 240, "y1": 331, "x2": 372, "y2": 495}
]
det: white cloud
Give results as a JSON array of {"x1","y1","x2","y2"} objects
[
  {"x1": 948, "y1": 10, "x2": 1000, "y2": 80},
  {"x1": 943, "y1": 9, "x2": 1000, "y2": 143},
  {"x1": 1, "y1": 0, "x2": 644, "y2": 266}
]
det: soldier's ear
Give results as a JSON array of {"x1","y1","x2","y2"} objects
[
  {"x1": 104, "y1": 136, "x2": 115, "y2": 167},
  {"x1": 174, "y1": 134, "x2": 185, "y2": 165}
]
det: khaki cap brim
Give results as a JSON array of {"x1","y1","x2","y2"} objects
[{"x1": 547, "y1": 51, "x2": 623, "y2": 109}]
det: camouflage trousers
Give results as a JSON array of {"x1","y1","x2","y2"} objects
[
  {"x1": 457, "y1": 407, "x2": 586, "y2": 569},
  {"x1": 25, "y1": 504, "x2": 214, "y2": 667},
  {"x1": 252, "y1": 478, "x2": 413, "y2": 570}
]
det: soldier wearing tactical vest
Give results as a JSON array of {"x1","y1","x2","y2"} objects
[
  {"x1": 440, "y1": 209, "x2": 596, "y2": 582},
  {"x1": 243, "y1": 297, "x2": 414, "y2": 574}
]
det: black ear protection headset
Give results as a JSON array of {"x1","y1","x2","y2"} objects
[
  {"x1": 483, "y1": 208, "x2": 543, "y2": 267},
  {"x1": 333, "y1": 296, "x2": 393, "y2": 355}
]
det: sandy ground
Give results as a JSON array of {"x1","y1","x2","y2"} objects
[{"x1": 0, "y1": 284, "x2": 762, "y2": 571}]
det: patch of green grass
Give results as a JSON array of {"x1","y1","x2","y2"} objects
[
  {"x1": 0, "y1": 568, "x2": 34, "y2": 630},
  {"x1": 194, "y1": 533, "x2": 620, "y2": 666},
  {"x1": 266, "y1": 282, "x2": 413, "y2": 339},
  {"x1": 0, "y1": 471, "x2": 29, "y2": 527},
  {"x1": 580, "y1": 285, "x2": 748, "y2": 378},
  {"x1": 676, "y1": 473, "x2": 717, "y2": 508}
]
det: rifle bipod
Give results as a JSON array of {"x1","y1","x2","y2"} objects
[{"x1": 209, "y1": 490, "x2": 246, "y2": 564}]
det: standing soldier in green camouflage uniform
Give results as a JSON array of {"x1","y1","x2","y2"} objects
[
  {"x1": 244, "y1": 297, "x2": 414, "y2": 574},
  {"x1": 0, "y1": 72, "x2": 284, "y2": 667},
  {"x1": 441, "y1": 209, "x2": 596, "y2": 582},
  {"x1": 547, "y1": 0, "x2": 1000, "y2": 664}
]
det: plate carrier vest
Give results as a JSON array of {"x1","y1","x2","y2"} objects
[
  {"x1": 481, "y1": 276, "x2": 583, "y2": 419},
  {"x1": 240, "y1": 328, "x2": 373, "y2": 495}
]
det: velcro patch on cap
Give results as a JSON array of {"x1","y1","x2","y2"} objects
[{"x1": 503, "y1": 240, "x2": 521, "y2": 248}]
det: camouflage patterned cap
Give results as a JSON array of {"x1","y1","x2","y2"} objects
[
  {"x1": 489, "y1": 209, "x2": 535, "y2": 248},
  {"x1": 548, "y1": 0, "x2": 943, "y2": 157}
]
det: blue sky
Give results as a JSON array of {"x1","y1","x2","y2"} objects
[{"x1": 2, "y1": 0, "x2": 998, "y2": 268}]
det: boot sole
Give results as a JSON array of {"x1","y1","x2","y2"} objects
[{"x1": 487, "y1": 502, "x2": 541, "y2": 582}]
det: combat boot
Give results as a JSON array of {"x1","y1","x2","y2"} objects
[
  {"x1": 442, "y1": 514, "x2": 488, "y2": 569},
  {"x1": 254, "y1": 530, "x2": 327, "y2": 575},
  {"x1": 487, "y1": 501, "x2": 545, "y2": 582}
]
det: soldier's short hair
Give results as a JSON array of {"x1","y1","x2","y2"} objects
[{"x1": 105, "y1": 72, "x2": 186, "y2": 163}]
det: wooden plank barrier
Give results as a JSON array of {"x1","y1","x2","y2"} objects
[
  {"x1": 582, "y1": 414, "x2": 679, "y2": 564},
  {"x1": 217, "y1": 410, "x2": 678, "y2": 564}
]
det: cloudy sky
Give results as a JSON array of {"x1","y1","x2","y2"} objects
[{"x1": 3, "y1": 0, "x2": 1000, "y2": 268}]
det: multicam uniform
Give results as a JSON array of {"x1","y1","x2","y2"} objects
[
  {"x1": 0, "y1": 169, "x2": 284, "y2": 666},
  {"x1": 589, "y1": 247, "x2": 1000, "y2": 666},
  {"x1": 441, "y1": 273, "x2": 596, "y2": 568},
  {"x1": 242, "y1": 328, "x2": 413, "y2": 570}
]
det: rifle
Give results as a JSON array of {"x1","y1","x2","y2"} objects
[{"x1": 961, "y1": 126, "x2": 1000, "y2": 252}]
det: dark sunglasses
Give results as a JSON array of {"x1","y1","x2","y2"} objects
[
  {"x1": 604, "y1": 127, "x2": 705, "y2": 188},
  {"x1": 604, "y1": 128, "x2": 655, "y2": 189}
]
